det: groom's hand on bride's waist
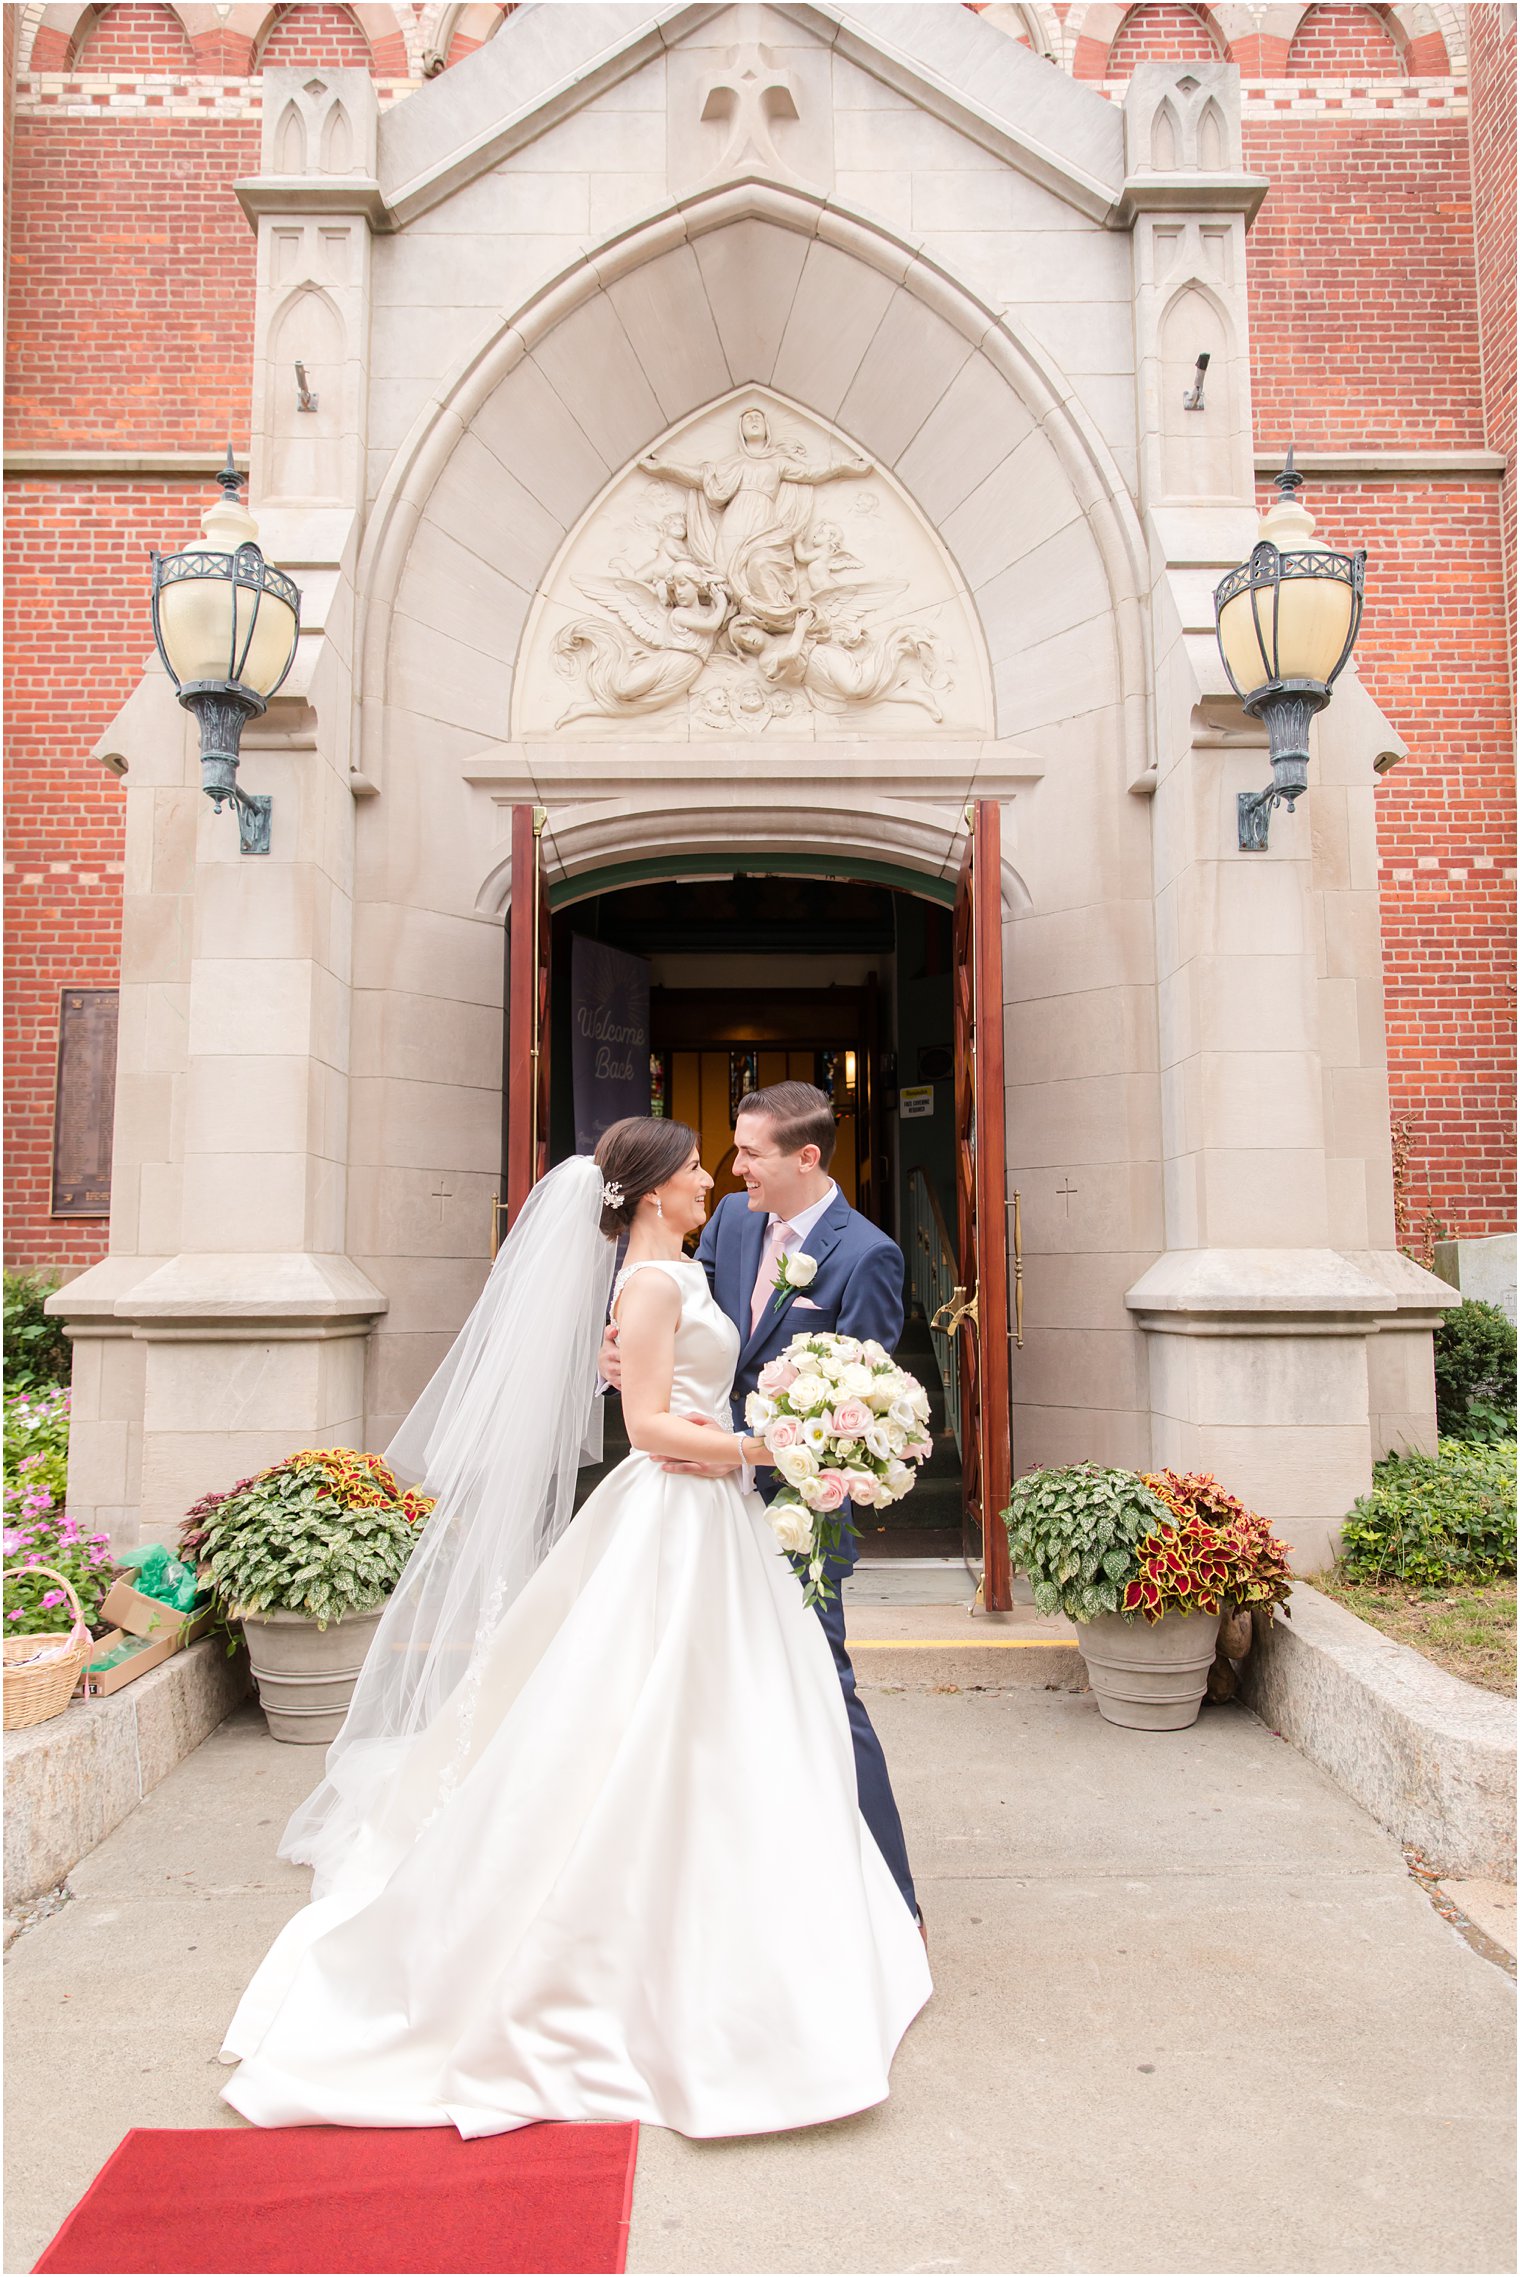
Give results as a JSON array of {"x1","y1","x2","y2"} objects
[{"x1": 598, "y1": 1321, "x2": 623, "y2": 1390}]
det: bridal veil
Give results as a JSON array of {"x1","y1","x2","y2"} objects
[{"x1": 278, "y1": 1155, "x2": 614, "y2": 1892}]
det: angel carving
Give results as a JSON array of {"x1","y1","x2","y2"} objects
[
  {"x1": 798, "y1": 614, "x2": 951, "y2": 722},
  {"x1": 553, "y1": 570, "x2": 728, "y2": 727}
]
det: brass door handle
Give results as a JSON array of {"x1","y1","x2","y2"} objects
[{"x1": 932, "y1": 1286, "x2": 979, "y2": 1336}]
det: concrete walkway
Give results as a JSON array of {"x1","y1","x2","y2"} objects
[{"x1": 5, "y1": 1675, "x2": 1515, "y2": 2275}]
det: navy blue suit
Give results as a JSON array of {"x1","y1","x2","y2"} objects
[{"x1": 695, "y1": 1187, "x2": 918, "y2": 1915}]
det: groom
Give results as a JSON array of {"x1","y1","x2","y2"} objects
[{"x1": 650, "y1": 1080, "x2": 919, "y2": 1924}]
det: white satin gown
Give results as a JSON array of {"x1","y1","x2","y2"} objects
[{"x1": 220, "y1": 1257, "x2": 931, "y2": 2138}]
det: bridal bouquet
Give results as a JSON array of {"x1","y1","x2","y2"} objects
[{"x1": 745, "y1": 1332, "x2": 935, "y2": 1607}]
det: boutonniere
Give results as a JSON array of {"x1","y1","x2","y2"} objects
[{"x1": 772, "y1": 1250, "x2": 818, "y2": 1313}]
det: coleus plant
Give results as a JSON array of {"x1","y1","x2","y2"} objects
[
  {"x1": 180, "y1": 1447, "x2": 433, "y2": 1630},
  {"x1": 1143, "y1": 1469, "x2": 1294, "y2": 1622}
]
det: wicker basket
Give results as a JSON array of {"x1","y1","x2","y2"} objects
[{"x1": 3, "y1": 1564, "x2": 92, "y2": 1731}]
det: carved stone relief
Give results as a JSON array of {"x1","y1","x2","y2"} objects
[{"x1": 513, "y1": 395, "x2": 990, "y2": 740}]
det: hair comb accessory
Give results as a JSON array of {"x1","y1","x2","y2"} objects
[{"x1": 601, "y1": 1179, "x2": 624, "y2": 1209}]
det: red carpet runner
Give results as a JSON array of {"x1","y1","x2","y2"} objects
[{"x1": 34, "y1": 2122, "x2": 639, "y2": 2274}]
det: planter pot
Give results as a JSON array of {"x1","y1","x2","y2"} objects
[
  {"x1": 241, "y1": 1605, "x2": 385, "y2": 1744},
  {"x1": 1077, "y1": 1606, "x2": 1223, "y2": 1730}
]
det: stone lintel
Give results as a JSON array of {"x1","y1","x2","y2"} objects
[
  {"x1": 51, "y1": 1252, "x2": 388, "y2": 1333},
  {"x1": 234, "y1": 177, "x2": 391, "y2": 231},
  {"x1": 1113, "y1": 174, "x2": 1270, "y2": 227},
  {"x1": 1125, "y1": 1247, "x2": 1393, "y2": 1334}
]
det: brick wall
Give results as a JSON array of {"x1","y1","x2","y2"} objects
[
  {"x1": 3, "y1": 479, "x2": 210, "y2": 1267},
  {"x1": 1242, "y1": 116, "x2": 1484, "y2": 450},
  {"x1": 1467, "y1": 2, "x2": 1517, "y2": 683},
  {"x1": 1265, "y1": 477, "x2": 1515, "y2": 1248},
  {"x1": 5, "y1": 119, "x2": 258, "y2": 449}
]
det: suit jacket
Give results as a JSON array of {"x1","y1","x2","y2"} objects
[{"x1": 695, "y1": 1189, "x2": 907, "y2": 1501}]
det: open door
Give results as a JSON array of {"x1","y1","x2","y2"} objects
[
  {"x1": 505, "y1": 804, "x2": 550, "y2": 1227},
  {"x1": 948, "y1": 800, "x2": 1013, "y2": 1609}
]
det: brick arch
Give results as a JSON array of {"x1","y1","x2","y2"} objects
[
  {"x1": 1211, "y1": 1, "x2": 1456, "y2": 72},
  {"x1": 1286, "y1": 4, "x2": 1406, "y2": 75},
  {"x1": 1068, "y1": 1, "x2": 1228, "y2": 80},
  {"x1": 28, "y1": 0, "x2": 198, "y2": 69},
  {"x1": 248, "y1": 1, "x2": 412, "y2": 73}
]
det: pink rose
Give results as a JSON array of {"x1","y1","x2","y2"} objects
[
  {"x1": 766, "y1": 1418, "x2": 801, "y2": 1452},
  {"x1": 831, "y1": 1398, "x2": 871, "y2": 1436},
  {"x1": 843, "y1": 1469, "x2": 881, "y2": 1506},
  {"x1": 907, "y1": 1439, "x2": 934, "y2": 1461},
  {"x1": 811, "y1": 1470, "x2": 848, "y2": 1513},
  {"x1": 757, "y1": 1360, "x2": 799, "y2": 1396}
]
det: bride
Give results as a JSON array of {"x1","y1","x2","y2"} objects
[{"x1": 219, "y1": 1117, "x2": 931, "y2": 2138}]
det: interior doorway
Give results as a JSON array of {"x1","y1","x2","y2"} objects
[
  {"x1": 542, "y1": 869, "x2": 961, "y2": 1562},
  {"x1": 502, "y1": 825, "x2": 1014, "y2": 1600}
]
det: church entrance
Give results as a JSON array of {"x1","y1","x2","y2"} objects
[{"x1": 501, "y1": 816, "x2": 1014, "y2": 1601}]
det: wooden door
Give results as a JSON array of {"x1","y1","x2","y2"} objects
[
  {"x1": 505, "y1": 804, "x2": 550, "y2": 1223},
  {"x1": 952, "y1": 800, "x2": 1013, "y2": 1610}
]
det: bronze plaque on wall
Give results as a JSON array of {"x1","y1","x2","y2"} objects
[{"x1": 52, "y1": 988, "x2": 118, "y2": 1216}]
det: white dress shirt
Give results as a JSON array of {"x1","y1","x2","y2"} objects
[{"x1": 767, "y1": 1180, "x2": 838, "y2": 1255}]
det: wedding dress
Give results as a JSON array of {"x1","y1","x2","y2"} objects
[{"x1": 219, "y1": 1252, "x2": 931, "y2": 2138}]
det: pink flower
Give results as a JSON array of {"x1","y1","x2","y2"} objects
[
  {"x1": 811, "y1": 1470, "x2": 848, "y2": 1513},
  {"x1": 41, "y1": 1590, "x2": 65, "y2": 1609},
  {"x1": 843, "y1": 1469, "x2": 881, "y2": 1506},
  {"x1": 6, "y1": 1610, "x2": 22, "y2": 1623},
  {"x1": 831, "y1": 1398, "x2": 871, "y2": 1436},
  {"x1": 907, "y1": 1439, "x2": 934, "y2": 1461},
  {"x1": 766, "y1": 1418, "x2": 800, "y2": 1452},
  {"x1": 757, "y1": 1359, "x2": 799, "y2": 1397}
]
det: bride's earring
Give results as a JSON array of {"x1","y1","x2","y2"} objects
[{"x1": 652, "y1": 1193, "x2": 664, "y2": 1218}]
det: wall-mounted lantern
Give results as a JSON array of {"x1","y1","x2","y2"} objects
[
  {"x1": 1213, "y1": 447, "x2": 1366, "y2": 851},
  {"x1": 149, "y1": 450, "x2": 301, "y2": 856}
]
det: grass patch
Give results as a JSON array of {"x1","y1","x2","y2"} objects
[{"x1": 1315, "y1": 1571, "x2": 1516, "y2": 1695}]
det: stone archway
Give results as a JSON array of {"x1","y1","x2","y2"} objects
[{"x1": 354, "y1": 179, "x2": 1152, "y2": 805}]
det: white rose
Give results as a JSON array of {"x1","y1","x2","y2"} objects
[
  {"x1": 745, "y1": 1393, "x2": 776, "y2": 1429},
  {"x1": 786, "y1": 1253, "x2": 818, "y2": 1288},
  {"x1": 884, "y1": 1459, "x2": 915, "y2": 1500},
  {"x1": 831, "y1": 1337, "x2": 863, "y2": 1364},
  {"x1": 860, "y1": 1340, "x2": 888, "y2": 1365},
  {"x1": 776, "y1": 1444, "x2": 820, "y2": 1487},
  {"x1": 837, "y1": 1364, "x2": 876, "y2": 1399},
  {"x1": 888, "y1": 1397, "x2": 917, "y2": 1430},
  {"x1": 909, "y1": 1384, "x2": 932, "y2": 1422},
  {"x1": 798, "y1": 1475, "x2": 826, "y2": 1509},
  {"x1": 819, "y1": 1352, "x2": 848, "y2": 1382},
  {"x1": 788, "y1": 1374, "x2": 829, "y2": 1416},
  {"x1": 769, "y1": 1503, "x2": 814, "y2": 1555},
  {"x1": 867, "y1": 1382, "x2": 897, "y2": 1412},
  {"x1": 886, "y1": 1423, "x2": 909, "y2": 1455}
]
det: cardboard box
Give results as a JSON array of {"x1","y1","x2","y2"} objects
[
  {"x1": 99, "y1": 1579, "x2": 213, "y2": 1647},
  {"x1": 77, "y1": 1627, "x2": 183, "y2": 1697}
]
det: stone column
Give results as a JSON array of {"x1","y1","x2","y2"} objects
[
  {"x1": 52, "y1": 72, "x2": 388, "y2": 1545},
  {"x1": 1117, "y1": 64, "x2": 1451, "y2": 1569}
]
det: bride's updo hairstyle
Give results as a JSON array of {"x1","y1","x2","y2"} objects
[{"x1": 594, "y1": 1117, "x2": 699, "y2": 1239}]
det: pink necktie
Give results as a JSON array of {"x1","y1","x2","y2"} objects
[{"x1": 751, "y1": 1219, "x2": 796, "y2": 1332}]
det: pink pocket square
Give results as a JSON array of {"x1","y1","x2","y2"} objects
[{"x1": 792, "y1": 1297, "x2": 823, "y2": 1311}]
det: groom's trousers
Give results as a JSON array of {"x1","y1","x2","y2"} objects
[{"x1": 805, "y1": 1540, "x2": 918, "y2": 1918}]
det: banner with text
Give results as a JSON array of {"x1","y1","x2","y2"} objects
[{"x1": 571, "y1": 935, "x2": 651, "y2": 1154}]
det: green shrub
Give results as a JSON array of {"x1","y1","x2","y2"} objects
[
  {"x1": 1339, "y1": 1440, "x2": 1517, "y2": 1587},
  {"x1": 3, "y1": 1270, "x2": 71, "y2": 1394},
  {"x1": 1434, "y1": 1299, "x2": 1517, "y2": 1443},
  {"x1": 1003, "y1": 1463, "x2": 1172, "y2": 1622}
]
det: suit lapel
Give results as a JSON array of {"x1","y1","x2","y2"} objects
[
  {"x1": 730, "y1": 1199, "x2": 768, "y2": 1342},
  {"x1": 737, "y1": 1189, "x2": 849, "y2": 1373}
]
